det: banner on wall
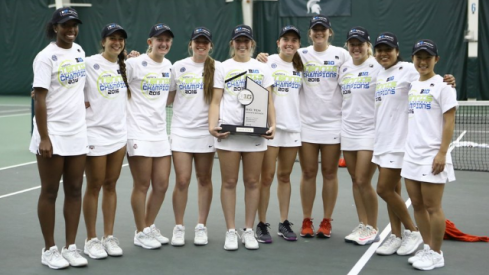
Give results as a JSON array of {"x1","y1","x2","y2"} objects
[{"x1": 279, "y1": 0, "x2": 351, "y2": 17}]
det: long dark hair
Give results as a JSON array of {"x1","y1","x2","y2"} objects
[{"x1": 45, "y1": 22, "x2": 56, "y2": 39}]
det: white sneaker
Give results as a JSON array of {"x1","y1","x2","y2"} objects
[
  {"x1": 408, "y1": 244, "x2": 430, "y2": 264},
  {"x1": 84, "y1": 237, "x2": 108, "y2": 259},
  {"x1": 194, "y1": 223, "x2": 208, "y2": 245},
  {"x1": 413, "y1": 250, "x2": 445, "y2": 270},
  {"x1": 61, "y1": 244, "x2": 88, "y2": 267},
  {"x1": 171, "y1": 225, "x2": 185, "y2": 246},
  {"x1": 41, "y1": 246, "x2": 69, "y2": 269},
  {"x1": 102, "y1": 235, "x2": 123, "y2": 256},
  {"x1": 150, "y1": 224, "x2": 170, "y2": 244},
  {"x1": 134, "y1": 227, "x2": 162, "y2": 249},
  {"x1": 397, "y1": 230, "x2": 423, "y2": 255},
  {"x1": 355, "y1": 225, "x2": 379, "y2": 245},
  {"x1": 376, "y1": 234, "x2": 402, "y2": 255},
  {"x1": 345, "y1": 223, "x2": 364, "y2": 243},
  {"x1": 224, "y1": 229, "x2": 239, "y2": 251},
  {"x1": 241, "y1": 228, "x2": 259, "y2": 250}
]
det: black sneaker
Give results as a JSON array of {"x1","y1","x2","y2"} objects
[
  {"x1": 278, "y1": 220, "x2": 298, "y2": 241},
  {"x1": 255, "y1": 222, "x2": 272, "y2": 243}
]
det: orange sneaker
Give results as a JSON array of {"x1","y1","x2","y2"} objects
[
  {"x1": 300, "y1": 218, "x2": 315, "y2": 238},
  {"x1": 317, "y1": 218, "x2": 332, "y2": 238}
]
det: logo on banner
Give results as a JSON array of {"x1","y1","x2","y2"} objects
[{"x1": 307, "y1": 0, "x2": 322, "y2": 14}]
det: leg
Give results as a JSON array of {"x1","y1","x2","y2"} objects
[
  {"x1": 353, "y1": 150, "x2": 378, "y2": 228},
  {"x1": 343, "y1": 151, "x2": 367, "y2": 224},
  {"x1": 421, "y1": 183, "x2": 445, "y2": 253},
  {"x1": 194, "y1": 152, "x2": 215, "y2": 225},
  {"x1": 319, "y1": 144, "x2": 341, "y2": 219},
  {"x1": 242, "y1": 151, "x2": 265, "y2": 228},
  {"x1": 62, "y1": 154, "x2": 87, "y2": 247},
  {"x1": 377, "y1": 167, "x2": 417, "y2": 236},
  {"x1": 276, "y1": 147, "x2": 298, "y2": 222},
  {"x1": 298, "y1": 142, "x2": 319, "y2": 218},
  {"x1": 406, "y1": 179, "x2": 431, "y2": 246},
  {"x1": 83, "y1": 155, "x2": 107, "y2": 239},
  {"x1": 128, "y1": 156, "x2": 152, "y2": 232},
  {"x1": 258, "y1": 146, "x2": 279, "y2": 223},
  {"x1": 145, "y1": 156, "x2": 171, "y2": 226},
  {"x1": 172, "y1": 152, "x2": 193, "y2": 225},
  {"x1": 217, "y1": 150, "x2": 241, "y2": 230},
  {"x1": 37, "y1": 155, "x2": 64, "y2": 249},
  {"x1": 101, "y1": 146, "x2": 126, "y2": 236}
]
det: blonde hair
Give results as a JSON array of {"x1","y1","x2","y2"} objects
[{"x1": 228, "y1": 39, "x2": 256, "y2": 58}]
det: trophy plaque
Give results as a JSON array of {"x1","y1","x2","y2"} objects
[{"x1": 220, "y1": 74, "x2": 270, "y2": 136}]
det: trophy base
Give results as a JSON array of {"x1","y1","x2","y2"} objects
[{"x1": 219, "y1": 125, "x2": 269, "y2": 136}]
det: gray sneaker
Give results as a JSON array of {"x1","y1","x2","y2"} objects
[
  {"x1": 278, "y1": 220, "x2": 298, "y2": 241},
  {"x1": 255, "y1": 222, "x2": 272, "y2": 243}
]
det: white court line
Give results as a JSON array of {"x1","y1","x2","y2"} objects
[
  {"x1": 0, "y1": 161, "x2": 37, "y2": 171},
  {"x1": 0, "y1": 164, "x2": 128, "y2": 200},
  {"x1": 0, "y1": 113, "x2": 30, "y2": 118},
  {"x1": 347, "y1": 199, "x2": 412, "y2": 275}
]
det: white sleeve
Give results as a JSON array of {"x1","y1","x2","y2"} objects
[
  {"x1": 439, "y1": 85, "x2": 458, "y2": 113},
  {"x1": 261, "y1": 64, "x2": 274, "y2": 88},
  {"x1": 170, "y1": 64, "x2": 177, "y2": 92},
  {"x1": 32, "y1": 55, "x2": 52, "y2": 90},
  {"x1": 213, "y1": 63, "x2": 224, "y2": 89}
]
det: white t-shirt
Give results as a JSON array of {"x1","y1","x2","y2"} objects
[
  {"x1": 170, "y1": 57, "x2": 222, "y2": 137},
  {"x1": 404, "y1": 75, "x2": 458, "y2": 165},
  {"x1": 125, "y1": 54, "x2": 172, "y2": 141},
  {"x1": 84, "y1": 54, "x2": 127, "y2": 145},
  {"x1": 373, "y1": 62, "x2": 419, "y2": 155},
  {"x1": 213, "y1": 58, "x2": 274, "y2": 126},
  {"x1": 339, "y1": 56, "x2": 382, "y2": 138},
  {"x1": 267, "y1": 54, "x2": 302, "y2": 133},
  {"x1": 298, "y1": 45, "x2": 350, "y2": 132},
  {"x1": 32, "y1": 42, "x2": 87, "y2": 135}
]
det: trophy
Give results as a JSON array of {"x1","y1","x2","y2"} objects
[{"x1": 220, "y1": 72, "x2": 270, "y2": 136}]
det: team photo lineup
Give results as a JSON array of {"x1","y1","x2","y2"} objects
[{"x1": 32, "y1": 6, "x2": 460, "y2": 272}]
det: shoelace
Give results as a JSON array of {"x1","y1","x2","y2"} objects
[
  {"x1": 174, "y1": 227, "x2": 184, "y2": 238},
  {"x1": 399, "y1": 231, "x2": 413, "y2": 248},
  {"x1": 258, "y1": 223, "x2": 271, "y2": 235},
  {"x1": 282, "y1": 222, "x2": 294, "y2": 233},
  {"x1": 226, "y1": 231, "x2": 239, "y2": 242},
  {"x1": 381, "y1": 235, "x2": 397, "y2": 247},
  {"x1": 352, "y1": 224, "x2": 364, "y2": 234},
  {"x1": 66, "y1": 247, "x2": 84, "y2": 258},
  {"x1": 89, "y1": 239, "x2": 105, "y2": 253},
  {"x1": 195, "y1": 227, "x2": 206, "y2": 237},
  {"x1": 241, "y1": 230, "x2": 255, "y2": 242},
  {"x1": 359, "y1": 226, "x2": 373, "y2": 238},
  {"x1": 302, "y1": 219, "x2": 314, "y2": 230},
  {"x1": 105, "y1": 237, "x2": 120, "y2": 249},
  {"x1": 48, "y1": 249, "x2": 63, "y2": 260}
]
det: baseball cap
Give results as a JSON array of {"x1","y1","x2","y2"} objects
[
  {"x1": 231, "y1": 24, "x2": 253, "y2": 40},
  {"x1": 309, "y1": 15, "x2": 331, "y2": 29},
  {"x1": 374, "y1": 32, "x2": 398, "y2": 48},
  {"x1": 149, "y1": 23, "x2": 174, "y2": 38},
  {"x1": 412, "y1": 39, "x2": 438, "y2": 56},
  {"x1": 346, "y1": 26, "x2": 370, "y2": 42},
  {"x1": 279, "y1": 25, "x2": 301, "y2": 39},
  {"x1": 51, "y1": 7, "x2": 82, "y2": 24},
  {"x1": 191, "y1": 27, "x2": 212, "y2": 42},
  {"x1": 101, "y1": 23, "x2": 127, "y2": 39}
]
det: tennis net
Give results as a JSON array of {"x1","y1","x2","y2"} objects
[{"x1": 451, "y1": 101, "x2": 489, "y2": 171}]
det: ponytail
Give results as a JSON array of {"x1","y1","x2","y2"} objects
[
  {"x1": 203, "y1": 56, "x2": 215, "y2": 104},
  {"x1": 292, "y1": 52, "x2": 304, "y2": 72},
  {"x1": 46, "y1": 22, "x2": 56, "y2": 40},
  {"x1": 118, "y1": 50, "x2": 131, "y2": 99}
]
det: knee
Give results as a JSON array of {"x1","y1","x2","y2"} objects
[
  {"x1": 302, "y1": 168, "x2": 318, "y2": 181},
  {"x1": 102, "y1": 180, "x2": 117, "y2": 194},
  {"x1": 424, "y1": 204, "x2": 442, "y2": 216},
  {"x1": 152, "y1": 181, "x2": 169, "y2": 195},
  {"x1": 276, "y1": 171, "x2": 290, "y2": 184},
  {"x1": 65, "y1": 184, "x2": 83, "y2": 199},
  {"x1": 244, "y1": 177, "x2": 260, "y2": 190},
  {"x1": 133, "y1": 180, "x2": 151, "y2": 194},
  {"x1": 41, "y1": 186, "x2": 59, "y2": 202},
  {"x1": 86, "y1": 182, "x2": 103, "y2": 196},
  {"x1": 321, "y1": 169, "x2": 337, "y2": 182},
  {"x1": 410, "y1": 198, "x2": 425, "y2": 211},
  {"x1": 196, "y1": 174, "x2": 212, "y2": 188},
  {"x1": 376, "y1": 184, "x2": 389, "y2": 199},
  {"x1": 260, "y1": 173, "x2": 274, "y2": 188},
  {"x1": 175, "y1": 176, "x2": 191, "y2": 191}
]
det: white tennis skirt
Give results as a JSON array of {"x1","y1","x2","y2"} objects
[
  {"x1": 267, "y1": 129, "x2": 301, "y2": 147},
  {"x1": 29, "y1": 130, "x2": 88, "y2": 156},
  {"x1": 301, "y1": 127, "x2": 340, "y2": 144},
  {"x1": 170, "y1": 133, "x2": 216, "y2": 153},
  {"x1": 127, "y1": 139, "x2": 171, "y2": 157},
  {"x1": 87, "y1": 141, "x2": 126, "y2": 157},
  {"x1": 341, "y1": 136, "x2": 374, "y2": 151},
  {"x1": 215, "y1": 134, "x2": 267, "y2": 152},
  {"x1": 372, "y1": 152, "x2": 404, "y2": 169},
  {"x1": 401, "y1": 160, "x2": 456, "y2": 184}
]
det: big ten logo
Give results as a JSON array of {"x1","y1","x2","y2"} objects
[
  {"x1": 324, "y1": 61, "x2": 335, "y2": 65},
  {"x1": 58, "y1": 60, "x2": 86, "y2": 88},
  {"x1": 142, "y1": 73, "x2": 171, "y2": 100},
  {"x1": 238, "y1": 90, "x2": 253, "y2": 105},
  {"x1": 420, "y1": 89, "x2": 430, "y2": 94},
  {"x1": 97, "y1": 71, "x2": 125, "y2": 98},
  {"x1": 248, "y1": 69, "x2": 259, "y2": 74},
  {"x1": 386, "y1": 76, "x2": 395, "y2": 82},
  {"x1": 358, "y1": 72, "x2": 368, "y2": 77},
  {"x1": 162, "y1": 72, "x2": 170, "y2": 78}
]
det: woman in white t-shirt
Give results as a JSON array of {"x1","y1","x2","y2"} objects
[
  {"x1": 339, "y1": 26, "x2": 381, "y2": 246},
  {"x1": 125, "y1": 23, "x2": 174, "y2": 250},
  {"x1": 256, "y1": 25, "x2": 303, "y2": 243},
  {"x1": 209, "y1": 24, "x2": 276, "y2": 251},
  {"x1": 167, "y1": 27, "x2": 221, "y2": 246},
  {"x1": 82, "y1": 23, "x2": 129, "y2": 259},
  {"x1": 402, "y1": 40, "x2": 457, "y2": 271},
  {"x1": 30, "y1": 7, "x2": 88, "y2": 269}
]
